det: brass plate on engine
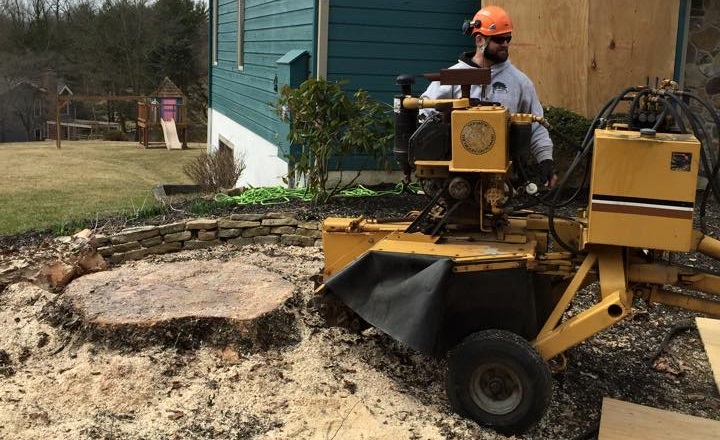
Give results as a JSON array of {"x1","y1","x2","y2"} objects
[
  {"x1": 451, "y1": 107, "x2": 508, "y2": 172},
  {"x1": 460, "y1": 120, "x2": 495, "y2": 155}
]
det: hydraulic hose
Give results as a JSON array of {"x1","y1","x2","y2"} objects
[
  {"x1": 661, "y1": 91, "x2": 720, "y2": 232},
  {"x1": 513, "y1": 108, "x2": 607, "y2": 214},
  {"x1": 527, "y1": 85, "x2": 719, "y2": 251},
  {"x1": 677, "y1": 90, "x2": 720, "y2": 227},
  {"x1": 542, "y1": 124, "x2": 592, "y2": 208},
  {"x1": 678, "y1": 90, "x2": 720, "y2": 142},
  {"x1": 547, "y1": 86, "x2": 644, "y2": 252},
  {"x1": 659, "y1": 96, "x2": 688, "y2": 133},
  {"x1": 627, "y1": 88, "x2": 654, "y2": 126},
  {"x1": 663, "y1": 92, "x2": 720, "y2": 197}
]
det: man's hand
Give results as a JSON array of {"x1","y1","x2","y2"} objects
[{"x1": 540, "y1": 159, "x2": 558, "y2": 188}]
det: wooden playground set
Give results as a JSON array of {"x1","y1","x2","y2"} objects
[{"x1": 50, "y1": 77, "x2": 188, "y2": 150}]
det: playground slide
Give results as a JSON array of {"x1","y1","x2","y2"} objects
[{"x1": 160, "y1": 118, "x2": 182, "y2": 150}]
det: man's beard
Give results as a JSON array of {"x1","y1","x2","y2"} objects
[{"x1": 484, "y1": 45, "x2": 509, "y2": 64}]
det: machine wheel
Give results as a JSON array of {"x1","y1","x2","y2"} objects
[{"x1": 446, "y1": 329, "x2": 552, "y2": 435}]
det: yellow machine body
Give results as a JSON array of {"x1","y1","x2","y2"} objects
[
  {"x1": 321, "y1": 73, "x2": 720, "y2": 365},
  {"x1": 587, "y1": 129, "x2": 700, "y2": 252},
  {"x1": 321, "y1": 124, "x2": 720, "y2": 362},
  {"x1": 321, "y1": 218, "x2": 407, "y2": 279},
  {"x1": 450, "y1": 106, "x2": 510, "y2": 173},
  {"x1": 322, "y1": 221, "x2": 538, "y2": 281},
  {"x1": 320, "y1": 72, "x2": 720, "y2": 434}
]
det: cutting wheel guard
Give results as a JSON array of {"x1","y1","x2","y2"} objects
[{"x1": 325, "y1": 251, "x2": 542, "y2": 357}]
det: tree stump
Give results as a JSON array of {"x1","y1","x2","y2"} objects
[{"x1": 62, "y1": 259, "x2": 298, "y2": 350}]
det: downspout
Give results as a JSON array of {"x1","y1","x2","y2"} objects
[
  {"x1": 674, "y1": 0, "x2": 690, "y2": 86},
  {"x1": 207, "y1": 0, "x2": 214, "y2": 151},
  {"x1": 316, "y1": 0, "x2": 329, "y2": 79}
]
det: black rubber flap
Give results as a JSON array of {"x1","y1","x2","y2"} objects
[
  {"x1": 326, "y1": 251, "x2": 537, "y2": 358},
  {"x1": 326, "y1": 251, "x2": 453, "y2": 357}
]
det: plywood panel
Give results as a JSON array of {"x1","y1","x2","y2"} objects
[
  {"x1": 491, "y1": 0, "x2": 589, "y2": 115},
  {"x1": 696, "y1": 317, "x2": 720, "y2": 392},
  {"x1": 487, "y1": 1, "x2": 679, "y2": 117},
  {"x1": 598, "y1": 398, "x2": 720, "y2": 440},
  {"x1": 587, "y1": 0, "x2": 679, "y2": 117}
]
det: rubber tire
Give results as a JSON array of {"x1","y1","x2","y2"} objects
[{"x1": 446, "y1": 329, "x2": 552, "y2": 435}]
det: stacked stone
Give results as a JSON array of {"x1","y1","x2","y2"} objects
[{"x1": 95, "y1": 213, "x2": 322, "y2": 264}]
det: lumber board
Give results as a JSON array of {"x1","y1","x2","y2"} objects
[
  {"x1": 488, "y1": 0, "x2": 679, "y2": 117},
  {"x1": 492, "y1": 0, "x2": 589, "y2": 114},
  {"x1": 586, "y1": 0, "x2": 679, "y2": 118},
  {"x1": 598, "y1": 397, "x2": 720, "y2": 440},
  {"x1": 696, "y1": 317, "x2": 720, "y2": 392},
  {"x1": 57, "y1": 95, "x2": 144, "y2": 102}
]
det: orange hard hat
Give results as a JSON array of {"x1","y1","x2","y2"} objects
[{"x1": 463, "y1": 5, "x2": 513, "y2": 37}]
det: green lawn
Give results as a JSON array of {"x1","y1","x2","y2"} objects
[{"x1": 0, "y1": 141, "x2": 206, "y2": 236}]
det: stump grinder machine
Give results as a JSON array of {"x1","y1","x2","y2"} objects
[{"x1": 317, "y1": 68, "x2": 720, "y2": 434}]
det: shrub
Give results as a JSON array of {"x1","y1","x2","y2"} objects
[
  {"x1": 189, "y1": 198, "x2": 217, "y2": 215},
  {"x1": 276, "y1": 78, "x2": 393, "y2": 204},
  {"x1": 52, "y1": 218, "x2": 89, "y2": 237},
  {"x1": 183, "y1": 147, "x2": 246, "y2": 192}
]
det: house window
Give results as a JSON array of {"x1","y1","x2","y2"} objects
[
  {"x1": 34, "y1": 128, "x2": 42, "y2": 140},
  {"x1": 219, "y1": 140, "x2": 232, "y2": 154},
  {"x1": 219, "y1": 135, "x2": 234, "y2": 154},
  {"x1": 212, "y1": 0, "x2": 218, "y2": 65},
  {"x1": 34, "y1": 99, "x2": 42, "y2": 117},
  {"x1": 237, "y1": 0, "x2": 245, "y2": 70}
]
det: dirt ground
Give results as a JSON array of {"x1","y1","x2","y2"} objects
[{"x1": 1, "y1": 195, "x2": 720, "y2": 439}]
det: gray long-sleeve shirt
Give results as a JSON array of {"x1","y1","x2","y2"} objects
[{"x1": 421, "y1": 54, "x2": 553, "y2": 163}]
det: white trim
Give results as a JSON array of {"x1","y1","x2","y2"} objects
[
  {"x1": 207, "y1": 108, "x2": 403, "y2": 188},
  {"x1": 218, "y1": 134, "x2": 234, "y2": 149},
  {"x1": 591, "y1": 199, "x2": 694, "y2": 212},
  {"x1": 206, "y1": 109, "x2": 213, "y2": 152},
  {"x1": 316, "y1": 0, "x2": 329, "y2": 79},
  {"x1": 208, "y1": 108, "x2": 289, "y2": 188}
]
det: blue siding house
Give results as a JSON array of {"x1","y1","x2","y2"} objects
[{"x1": 208, "y1": 0, "x2": 476, "y2": 187}]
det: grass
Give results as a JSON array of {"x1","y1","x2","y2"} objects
[{"x1": 0, "y1": 140, "x2": 206, "y2": 236}]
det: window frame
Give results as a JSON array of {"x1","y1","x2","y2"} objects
[
  {"x1": 237, "y1": 0, "x2": 245, "y2": 70},
  {"x1": 211, "y1": 0, "x2": 218, "y2": 66}
]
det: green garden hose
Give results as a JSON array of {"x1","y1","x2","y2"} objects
[{"x1": 215, "y1": 182, "x2": 420, "y2": 206}]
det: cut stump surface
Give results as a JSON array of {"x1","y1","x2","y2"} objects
[{"x1": 64, "y1": 259, "x2": 294, "y2": 326}]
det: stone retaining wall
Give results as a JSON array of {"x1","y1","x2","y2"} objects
[{"x1": 96, "y1": 213, "x2": 321, "y2": 264}]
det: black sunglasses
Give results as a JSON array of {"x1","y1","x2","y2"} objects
[{"x1": 490, "y1": 35, "x2": 512, "y2": 44}]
